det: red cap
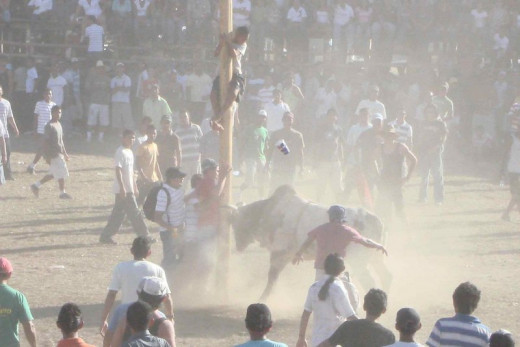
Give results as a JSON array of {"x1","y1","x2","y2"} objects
[{"x1": 0, "y1": 257, "x2": 13, "y2": 274}]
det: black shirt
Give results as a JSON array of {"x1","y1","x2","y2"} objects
[{"x1": 328, "y1": 319, "x2": 395, "y2": 347}]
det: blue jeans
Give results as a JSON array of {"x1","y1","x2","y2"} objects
[
  {"x1": 419, "y1": 149, "x2": 444, "y2": 203},
  {"x1": 160, "y1": 227, "x2": 184, "y2": 268}
]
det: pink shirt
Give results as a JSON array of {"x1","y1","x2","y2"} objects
[{"x1": 308, "y1": 223, "x2": 363, "y2": 269}]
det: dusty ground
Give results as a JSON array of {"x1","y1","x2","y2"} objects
[{"x1": 2, "y1": 134, "x2": 519, "y2": 347}]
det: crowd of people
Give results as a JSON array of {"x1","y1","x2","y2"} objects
[{"x1": 0, "y1": 0, "x2": 520, "y2": 346}]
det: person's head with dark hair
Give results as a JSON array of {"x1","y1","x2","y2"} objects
[
  {"x1": 234, "y1": 26, "x2": 250, "y2": 44},
  {"x1": 490, "y1": 330, "x2": 515, "y2": 347},
  {"x1": 363, "y1": 289, "x2": 388, "y2": 319},
  {"x1": 136, "y1": 277, "x2": 169, "y2": 310},
  {"x1": 130, "y1": 236, "x2": 152, "y2": 260},
  {"x1": 145, "y1": 124, "x2": 157, "y2": 143},
  {"x1": 191, "y1": 173, "x2": 203, "y2": 189},
  {"x1": 394, "y1": 308, "x2": 421, "y2": 342},
  {"x1": 43, "y1": 88, "x2": 53, "y2": 102},
  {"x1": 318, "y1": 254, "x2": 345, "y2": 301},
  {"x1": 179, "y1": 110, "x2": 191, "y2": 127},
  {"x1": 244, "y1": 303, "x2": 273, "y2": 340},
  {"x1": 452, "y1": 282, "x2": 481, "y2": 315},
  {"x1": 57, "y1": 303, "x2": 84, "y2": 338},
  {"x1": 140, "y1": 116, "x2": 152, "y2": 133},
  {"x1": 165, "y1": 167, "x2": 186, "y2": 188},
  {"x1": 51, "y1": 105, "x2": 62, "y2": 121},
  {"x1": 126, "y1": 301, "x2": 152, "y2": 334},
  {"x1": 122, "y1": 129, "x2": 136, "y2": 148},
  {"x1": 327, "y1": 205, "x2": 346, "y2": 223}
]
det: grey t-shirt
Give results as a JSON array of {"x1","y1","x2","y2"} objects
[
  {"x1": 328, "y1": 319, "x2": 396, "y2": 347},
  {"x1": 43, "y1": 121, "x2": 64, "y2": 160}
]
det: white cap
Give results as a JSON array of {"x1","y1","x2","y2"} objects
[
  {"x1": 372, "y1": 113, "x2": 384, "y2": 121},
  {"x1": 258, "y1": 109, "x2": 267, "y2": 117},
  {"x1": 95, "y1": 60, "x2": 104, "y2": 67},
  {"x1": 71, "y1": 57, "x2": 79, "y2": 63},
  {"x1": 137, "y1": 276, "x2": 168, "y2": 296}
]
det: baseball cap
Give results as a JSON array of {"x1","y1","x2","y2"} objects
[
  {"x1": 0, "y1": 257, "x2": 13, "y2": 274},
  {"x1": 396, "y1": 307, "x2": 421, "y2": 331},
  {"x1": 327, "y1": 205, "x2": 346, "y2": 221},
  {"x1": 165, "y1": 167, "x2": 186, "y2": 180},
  {"x1": 161, "y1": 115, "x2": 172, "y2": 123},
  {"x1": 137, "y1": 276, "x2": 168, "y2": 297},
  {"x1": 372, "y1": 113, "x2": 384, "y2": 121},
  {"x1": 116, "y1": 62, "x2": 125, "y2": 67},
  {"x1": 258, "y1": 109, "x2": 267, "y2": 117},
  {"x1": 201, "y1": 158, "x2": 218, "y2": 172},
  {"x1": 245, "y1": 303, "x2": 272, "y2": 332},
  {"x1": 96, "y1": 60, "x2": 104, "y2": 67}
]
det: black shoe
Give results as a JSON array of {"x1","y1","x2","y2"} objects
[{"x1": 99, "y1": 237, "x2": 117, "y2": 245}]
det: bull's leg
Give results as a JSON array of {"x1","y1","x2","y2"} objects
[{"x1": 259, "y1": 251, "x2": 290, "y2": 300}]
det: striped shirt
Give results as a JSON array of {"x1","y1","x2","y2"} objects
[
  {"x1": 34, "y1": 100, "x2": 56, "y2": 134},
  {"x1": 175, "y1": 124, "x2": 203, "y2": 163},
  {"x1": 426, "y1": 314, "x2": 490, "y2": 347},
  {"x1": 0, "y1": 98, "x2": 13, "y2": 138},
  {"x1": 85, "y1": 23, "x2": 104, "y2": 52},
  {"x1": 155, "y1": 184, "x2": 185, "y2": 229}
]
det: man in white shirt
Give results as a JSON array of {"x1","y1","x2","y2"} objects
[
  {"x1": 27, "y1": 89, "x2": 56, "y2": 174},
  {"x1": 356, "y1": 85, "x2": 387, "y2": 120},
  {"x1": 185, "y1": 65, "x2": 212, "y2": 122},
  {"x1": 333, "y1": 0, "x2": 355, "y2": 52},
  {"x1": 100, "y1": 130, "x2": 149, "y2": 244},
  {"x1": 388, "y1": 109, "x2": 413, "y2": 148},
  {"x1": 264, "y1": 89, "x2": 291, "y2": 133},
  {"x1": 111, "y1": 62, "x2": 133, "y2": 130},
  {"x1": 84, "y1": 15, "x2": 104, "y2": 59},
  {"x1": 99, "y1": 236, "x2": 174, "y2": 337},
  {"x1": 46, "y1": 65, "x2": 67, "y2": 107},
  {"x1": 233, "y1": 0, "x2": 251, "y2": 28},
  {"x1": 0, "y1": 86, "x2": 19, "y2": 180},
  {"x1": 154, "y1": 167, "x2": 186, "y2": 268}
]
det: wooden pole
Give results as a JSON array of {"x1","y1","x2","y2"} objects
[{"x1": 217, "y1": 0, "x2": 233, "y2": 298}]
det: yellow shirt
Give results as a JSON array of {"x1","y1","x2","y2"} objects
[{"x1": 136, "y1": 142, "x2": 160, "y2": 182}]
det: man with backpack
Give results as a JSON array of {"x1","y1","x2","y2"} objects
[
  {"x1": 104, "y1": 276, "x2": 176, "y2": 347},
  {"x1": 100, "y1": 130, "x2": 150, "y2": 245},
  {"x1": 150, "y1": 167, "x2": 186, "y2": 268}
]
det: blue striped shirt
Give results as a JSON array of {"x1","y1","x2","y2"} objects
[{"x1": 426, "y1": 314, "x2": 490, "y2": 347}]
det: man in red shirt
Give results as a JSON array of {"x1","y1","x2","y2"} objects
[{"x1": 293, "y1": 205, "x2": 388, "y2": 280}]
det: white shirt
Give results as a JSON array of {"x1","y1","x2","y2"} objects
[
  {"x1": 315, "y1": 88, "x2": 337, "y2": 118},
  {"x1": 0, "y1": 99, "x2": 13, "y2": 138},
  {"x1": 346, "y1": 123, "x2": 372, "y2": 146},
  {"x1": 232, "y1": 42, "x2": 247, "y2": 75},
  {"x1": 493, "y1": 33, "x2": 509, "y2": 51},
  {"x1": 233, "y1": 0, "x2": 251, "y2": 27},
  {"x1": 264, "y1": 101, "x2": 290, "y2": 132},
  {"x1": 85, "y1": 23, "x2": 104, "y2": 52},
  {"x1": 78, "y1": 0, "x2": 103, "y2": 18},
  {"x1": 0, "y1": 119, "x2": 6, "y2": 138},
  {"x1": 155, "y1": 183, "x2": 185, "y2": 230},
  {"x1": 28, "y1": 0, "x2": 53, "y2": 15},
  {"x1": 334, "y1": 4, "x2": 354, "y2": 26},
  {"x1": 287, "y1": 6, "x2": 307, "y2": 23},
  {"x1": 34, "y1": 100, "x2": 56, "y2": 134},
  {"x1": 257, "y1": 85, "x2": 275, "y2": 105},
  {"x1": 134, "y1": 0, "x2": 151, "y2": 17},
  {"x1": 383, "y1": 343, "x2": 424, "y2": 347},
  {"x1": 471, "y1": 9, "x2": 488, "y2": 28},
  {"x1": 389, "y1": 120, "x2": 413, "y2": 146},
  {"x1": 111, "y1": 74, "x2": 132, "y2": 103},
  {"x1": 304, "y1": 277, "x2": 356, "y2": 347},
  {"x1": 26, "y1": 67, "x2": 38, "y2": 93},
  {"x1": 356, "y1": 99, "x2": 387, "y2": 120},
  {"x1": 47, "y1": 75, "x2": 67, "y2": 106},
  {"x1": 112, "y1": 146, "x2": 135, "y2": 194},
  {"x1": 108, "y1": 260, "x2": 171, "y2": 304},
  {"x1": 186, "y1": 73, "x2": 212, "y2": 102}
]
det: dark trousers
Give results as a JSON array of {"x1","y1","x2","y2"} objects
[
  {"x1": 4, "y1": 137, "x2": 11, "y2": 178},
  {"x1": 160, "y1": 227, "x2": 184, "y2": 268},
  {"x1": 101, "y1": 193, "x2": 149, "y2": 239}
]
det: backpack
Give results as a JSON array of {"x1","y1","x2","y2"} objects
[{"x1": 143, "y1": 183, "x2": 171, "y2": 221}]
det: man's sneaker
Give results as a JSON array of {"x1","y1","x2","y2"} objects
[
  {"x1": 99, "y1": 236, "x2": 117, "y2": 245},
  {"x1": 30, "y1": 184, "x2": 39, "y2": 197},
  {"x1": 26, "y1": 166, "x2": 35, "y2": 175},
  {"x1": 59, "y1": 192, "x2": 72, "y2": 199}
]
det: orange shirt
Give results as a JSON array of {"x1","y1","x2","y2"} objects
[{"x1": 57, "y1": 337, "x2": 95, "y2": 347}]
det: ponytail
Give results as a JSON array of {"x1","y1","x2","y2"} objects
[{"x1": 318, "y1": 275, "x2": 336, "y2": 301}]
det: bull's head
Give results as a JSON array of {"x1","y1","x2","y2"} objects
[{"x1": 231, "y1": 200, "x2": 268, "y2": 252}]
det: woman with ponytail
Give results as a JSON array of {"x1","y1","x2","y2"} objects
[
  {"x1": 57, "y1": 303, "x2": 95, "y2": 347},
  {"x1": 296, "y1": 254, "x2": 358, "y2": 347}
]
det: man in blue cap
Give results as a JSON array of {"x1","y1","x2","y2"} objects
[{"x1": 292, "y1": 205, "x2": 388, "y2": 280}]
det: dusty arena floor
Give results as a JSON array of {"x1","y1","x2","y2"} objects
[{"x1": 2, "y1": 134, "x2": 519, "y2": 346}]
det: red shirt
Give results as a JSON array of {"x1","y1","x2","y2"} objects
[
  {"x1": 308, "y1": 222, "x2": 363, "y2": 269},
  {"x1": 57, "y1": 338, "x2": 95, "y2": 347},
  {"x1": 197, "y1": 176, "x2": 219, "y2": 226}
]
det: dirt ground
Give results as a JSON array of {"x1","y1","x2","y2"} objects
[{"x1": 2, "y1": 134, "x2": 519, "y2": 347}]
